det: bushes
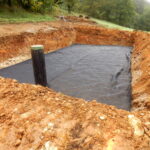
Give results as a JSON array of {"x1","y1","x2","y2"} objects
[
  {"x1": 77, "y1": 0, "x2": 136, "y2": 28},
  {"x1": 30, "y1": 0, "x2": 54, "y2": 13},
  {"x1": 135, "y1": 8, "x2": 150, "y2": 31},
  {"x1": 30, "y1": 0, "x2": 43, "y2": 12},
  {"x1": 74, "y1": 0, "x2": 150, "y2": 31},
  {"x1": 0, "y1": 0, "x2": 57, "y2": 13},
  {"x1": 21, "y1": 0, "x2": 56, "y2": 13}
]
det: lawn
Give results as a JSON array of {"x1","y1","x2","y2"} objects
[
  {"x1": 92, "y1": 18, "x2": 134, "y2": 31},
  {"x1": 0, "y1": 7, "x2": 55, "y2": 23}
]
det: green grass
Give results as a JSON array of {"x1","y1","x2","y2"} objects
[
  {"x1": 91, "y1": 18, "x2": 134, "y2": 31},
  {"x1": 0, "y1": 7, "x2": 80, "y2": 24},
  {"x1": 0, "y1": 7, "x2": 134, "y2": 32},
  {"x1": 0, "y1": 7, "x2": 55, "y2": 23}
]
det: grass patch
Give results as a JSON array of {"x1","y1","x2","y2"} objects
[
  {"x1": 92, "y1": 18, "x2": 134, "y2": 31},
  {"x1": 0, "y1": 7, "x2": 55, "y2": 23}
]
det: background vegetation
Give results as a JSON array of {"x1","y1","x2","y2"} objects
[{"x1": 0, "y1": 0, "x2": 150, "y2": 31}]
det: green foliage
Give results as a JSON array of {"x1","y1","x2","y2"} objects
[
  {"x1": 63, "y1": 0, "x2": 76, "y2": 13},
  {"x1": 0, "y1": 0, "x2": 60, "y2": 13},
  {"x1": 0, "y1": 7, "x2": 55, "y2": 23},
  {"x1": 30, "y1": 0, "x2": 43, "y2": 12},
  {"x1": 80, "y1": 0, "x2": 136, "y2": 28},
  {"x1": 75, "y1": 0, "x2": 150, "y2": 31},
  {"x1": 103, "y1": 0, "x2": 136, "y2": 27},
  {"x1": 25, "y1": 0, "x2": 56, "y2": 13},
  {"x1": 134, "y1": 0, "x2": 145, "y2": 13},
  {"x1": 135, "y1": 7, "x2": 150, "y2": 31}
]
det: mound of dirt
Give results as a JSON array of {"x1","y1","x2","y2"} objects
[
  {"x1": 61, "y1": 16, "x2": 96, "y2": 24},
  {"x1": 0, "y1": 77, "x2": 150, "y2": 150}
]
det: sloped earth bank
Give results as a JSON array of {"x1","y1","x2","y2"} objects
[
  {"x1": 0, "y1": 19, "x2": 149, "y2": 149},
  {"x1": 0, "y1": 77, "x2": 150, "y2": 150}
]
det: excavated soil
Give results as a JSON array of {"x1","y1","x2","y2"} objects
[
  {"x1": 0, "y1": 77, "x2": 150, "y2": 150},
  {"x1": 0, "y1": 17, "x2": 150, "y2": 149},
  {"x1": 0, "y1": 21, "x2": 75, "y2": 63}
]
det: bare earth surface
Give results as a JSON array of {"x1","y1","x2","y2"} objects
[
  {"x1": 0, "y1": 17, "x2": 149, "y2": 149},
  {"x1": 0, "y1": 22, "x2": 55, "y2": 37},
  {"x1": 0, "y1": 77, "x2": 150, "y2": 150}
]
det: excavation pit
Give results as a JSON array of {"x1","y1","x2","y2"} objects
[
  {"x1": 0, "y1": 22, "x2": 150, "y2": 149},
  {"x1": 0, "y1": 44, "x2": 132, "y2": 110}
]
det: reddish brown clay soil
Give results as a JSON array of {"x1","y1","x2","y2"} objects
[
  {"x1": 0, "y1": 77, "x2": 150, "y2": 150},
  {"x1": 131, "y1": 32, "x2": 150, "y2": 111},
  {"x1": 0, "y1": 22, "x2": 75, "y2": 62},
  {"x1": 0, "y1": 18, "x2": 150, "y2": 149}
]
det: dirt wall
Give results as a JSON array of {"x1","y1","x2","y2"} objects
[
  {"x1": 74, "y1": 24, "x2": 134, "y2": 46},
  {"x1": 0, "y1": 25, "x2": 75, "y2": 62},
  {"x1": 131, "y1": 31, "x2": 150, "y2": 111}
]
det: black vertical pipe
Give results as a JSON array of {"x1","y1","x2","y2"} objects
[{"x1": 31, "y1": 45, "x2": 47, "y2": 87}]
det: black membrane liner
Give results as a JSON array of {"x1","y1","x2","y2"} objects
[{"x1": 0, "y1": 44, "x2": 132, "y2": 110}]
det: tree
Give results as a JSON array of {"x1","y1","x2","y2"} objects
[
  {"x1": 7, "y1": 0, "x2": 12, "y2": 7},
  {"x1": 100, "y1": 0, "x2": 136, "y2": 27},
  {"x1": 0, "y1": 0, "x2": 12, "y2": 7},
  {"x1": 80, "y1": 0, "x2": 136, "y2": 28},
  {"x1": 135, "y1": 7, "x2": 150, "y2": 31},
  {"x1": 80, "y1": 0, "x2": 101, "y2": 17},
  {"x1": 64, "y1": 0, "x2": 76, "y2": 13},
  {"x1": 134, "y1": 0, "x2": 145, "y2": 14}
]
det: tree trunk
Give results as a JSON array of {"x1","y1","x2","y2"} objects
[
  {"x1": 20, "y1": 0, "x2": 31, "y2": 10},
  {"x1": 26, "y1": 0, "x2": 31, "y2": 9},
  {"x1": 68, "y1": 5, "x2": 71, "y2": 13},
  {"x1": 17, "y1": 0, "x2": 23, "y2": 7},
  {"x1": 7, "y1": 0, "x2": 12, "y2": 7}
]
